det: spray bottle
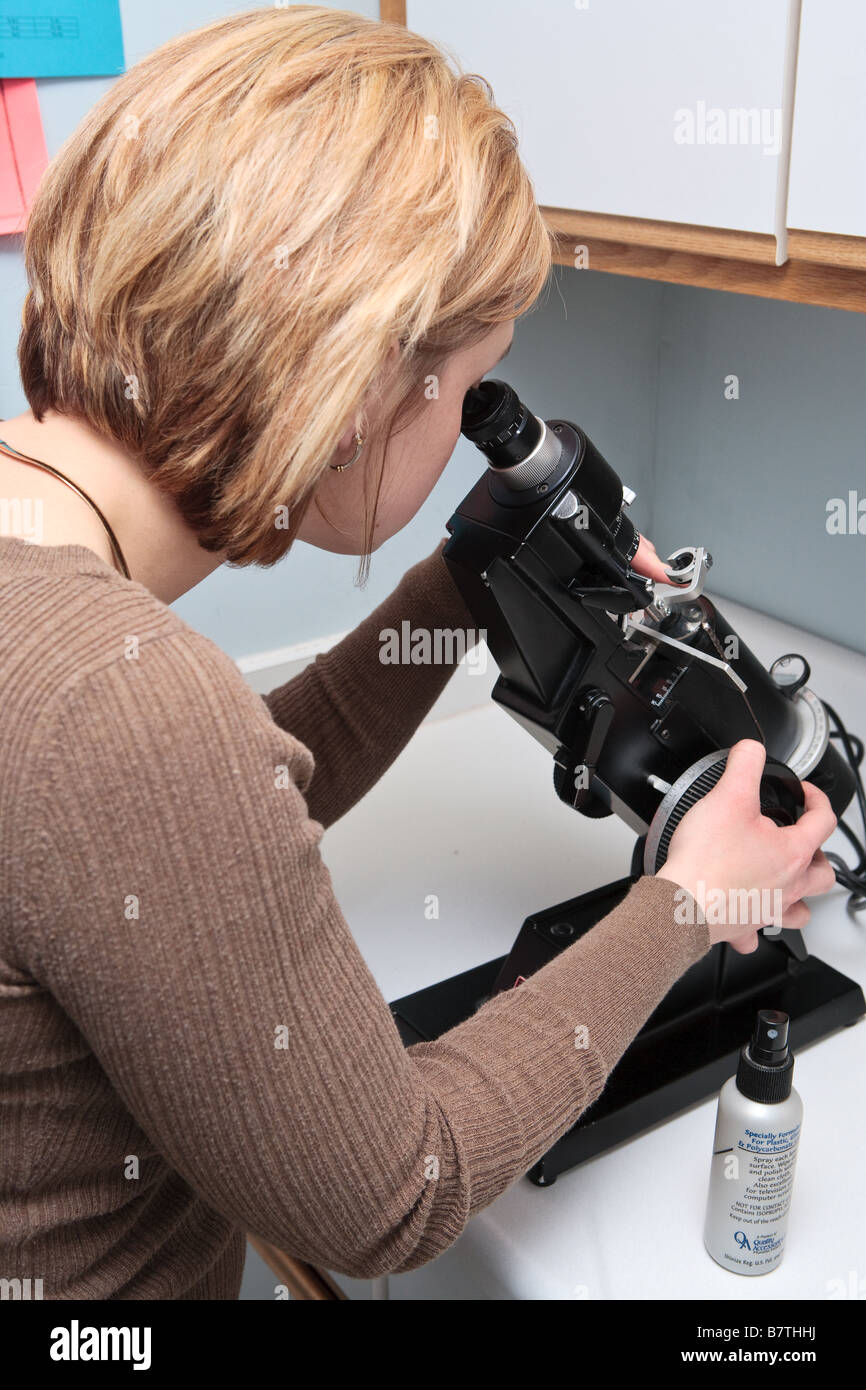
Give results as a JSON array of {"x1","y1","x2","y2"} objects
[{"x1": 703, "y1": 1008, "x2": 803, "y2": 1275}]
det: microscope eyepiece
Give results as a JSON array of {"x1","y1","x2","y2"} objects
[
  {"x1": 461, "y1": 380, "x2": 505, "y2": 435},
  {"x1": 460, "y1": 378, "x2": 543, "y2": 471},
  {"x1": 460, "y1": 378, "x2": 562, "y2": 492}
]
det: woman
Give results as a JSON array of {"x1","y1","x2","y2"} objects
[{"x1": 0, "y1": 7, "x2": 836, "y2": 1298}]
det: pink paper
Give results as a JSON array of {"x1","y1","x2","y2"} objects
[{"x1": 0, "y1": 79, "x2": 49, "y2": 237}]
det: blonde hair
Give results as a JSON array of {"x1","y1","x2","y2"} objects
[{"x1": 18, "y1": 5, "x2": 552, "y2": 569}]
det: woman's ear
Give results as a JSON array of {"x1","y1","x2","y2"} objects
[
  {"x1": 331, "y1": 338, "x2": 405, "y2": 458},
  {"x1": 335, "y1": 422, "x2": 359, "y2": 455}
]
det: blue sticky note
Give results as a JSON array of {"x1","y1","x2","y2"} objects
[{"x1": 0, "y1": 0, "x2": 125, "y2": 78}]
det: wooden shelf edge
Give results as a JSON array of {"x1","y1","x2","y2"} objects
[
  {"x1": 543, "y1": 207, "x2": 779, "y2": 265},
  {"x1": 787, "y1": 228, "x2": 866, "y2": 269},
  {"x1": 548, "y1": 233, "x2": 866, "y2": 312}
]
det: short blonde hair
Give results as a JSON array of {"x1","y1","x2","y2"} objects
[{"x1": 18, "y1": 5, "x2": 552, "y2": 567}]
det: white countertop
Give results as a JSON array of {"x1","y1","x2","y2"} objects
[{"x1": 317, "y1": 591, "x2": 866, "y2": 1300}]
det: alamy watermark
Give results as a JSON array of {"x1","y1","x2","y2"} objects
[
  {"x1": 0, "y1": 496, "x2": 43, "y2": 544},
  {"x1": 49, "y1": 1321, "x2": 151, "y2": 1370},
  {"x1": 826, "y1": 490, "x2": 866, "y2": 534},
  {"x1": 673, "y1": 880, "x2": 783, "y2": 933},
  {"x1": 379, "y1": 622, "x2": 488, "y2": 673},
  {"x1": 0, "y1": 1276, "x2": 43, "y2": 1299},
  {"x1": 674, "y1": 103, "x2": 782, "y2": 156}
]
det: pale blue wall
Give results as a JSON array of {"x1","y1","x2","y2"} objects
[{"x1": 652, "y1": 286, "x2": 866, "y2": 655}]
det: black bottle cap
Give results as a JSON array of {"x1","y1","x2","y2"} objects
[{"x1": 735, "y1": 1009, "x2": 795, "y2": 1103}]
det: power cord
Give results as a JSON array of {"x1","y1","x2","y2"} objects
[{"x1": 821, "y1": 700, "x2": 866, "y2": 916}]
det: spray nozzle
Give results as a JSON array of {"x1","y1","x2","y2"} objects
[{"x1": 749, "y1": 1009, "x2": 790, "y2": 1067}]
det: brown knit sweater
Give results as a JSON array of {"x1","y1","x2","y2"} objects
[{"x1": 0, "y1": 533, "x2": 710, "y2": 1299}]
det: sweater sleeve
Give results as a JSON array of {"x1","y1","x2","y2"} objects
[
  {"x1": 15, "y1": 628, "x2": 710, "y2": 1281},
  {"x1": 262, "y1": 538, "x2": 480, "y2": 828}
]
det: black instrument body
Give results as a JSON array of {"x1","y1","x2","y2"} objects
[{"x1": 389, "y1": 380, "x2": 864, "y2": 1184}]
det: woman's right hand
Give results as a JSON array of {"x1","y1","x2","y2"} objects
[{"x1": 655, "y1": 739, "x2": 838, "y2": 954}]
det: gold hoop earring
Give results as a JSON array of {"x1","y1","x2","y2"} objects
[{"x1": 329, "y1": 430, "x2": 364, "y2": 473}]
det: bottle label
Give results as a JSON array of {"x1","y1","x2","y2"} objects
[{"x1": 705, "y1": 1122, "x2": 801, "y2": 1273}]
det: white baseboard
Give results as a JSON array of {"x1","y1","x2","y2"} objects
[{"x1": 236, "y1": 631, "x2": 347, "y2": 693}]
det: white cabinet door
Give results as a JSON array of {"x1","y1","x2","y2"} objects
[
  {"x1": 407, "y1": 0, "x2": 796, "y2": 244},
  {"x1": 787, "y1": 0, "x2": 866, "y2": 237}
]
